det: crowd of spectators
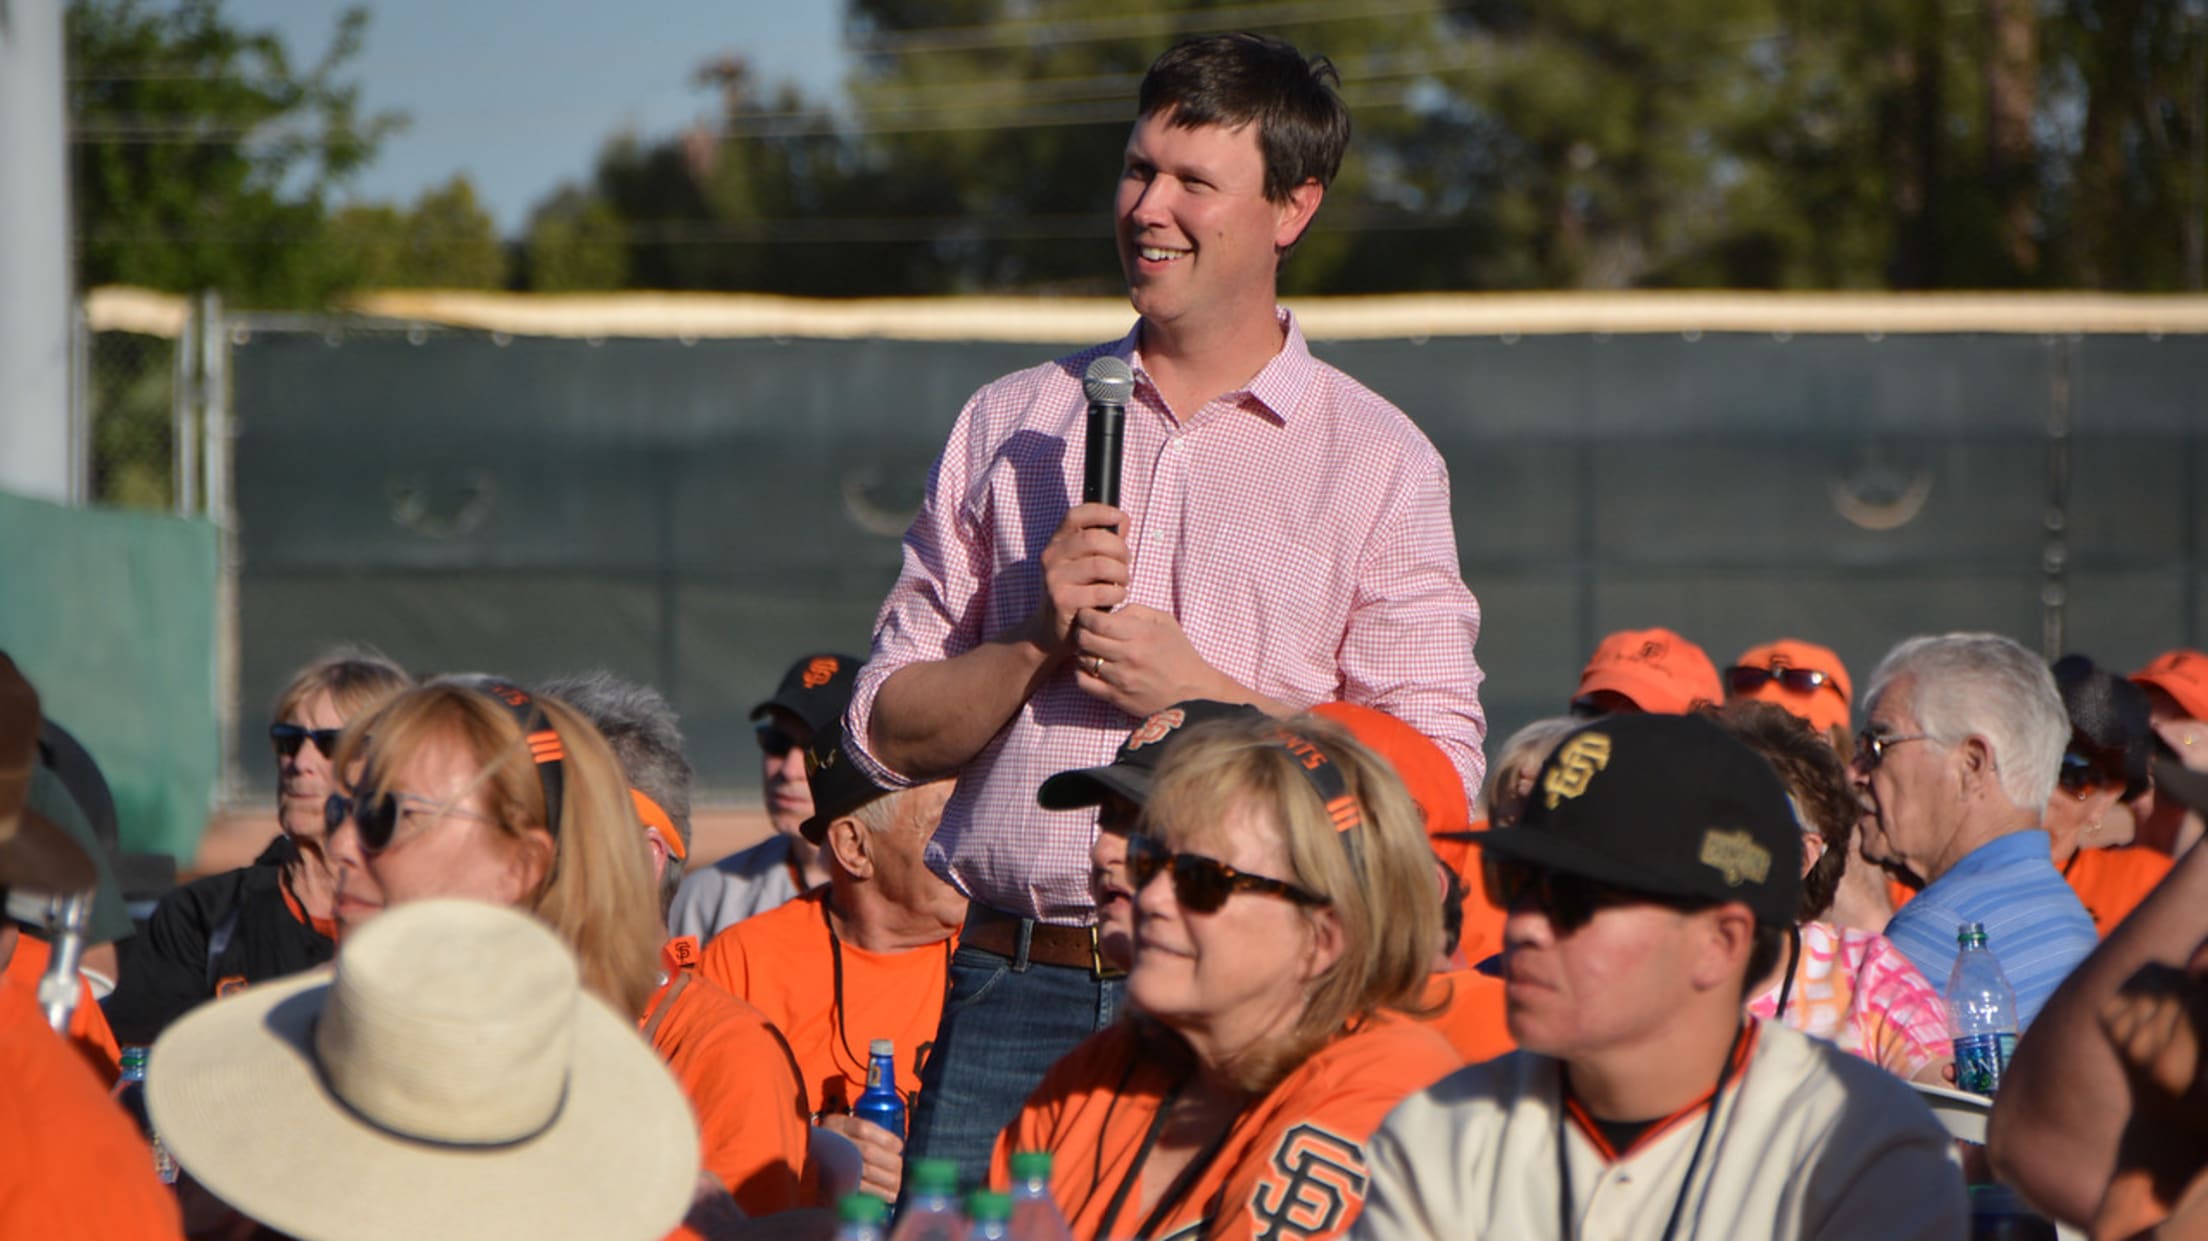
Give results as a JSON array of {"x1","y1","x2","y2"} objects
[{"x1": 7, "y1": 28, "x2": 2208, "y2": 1241}]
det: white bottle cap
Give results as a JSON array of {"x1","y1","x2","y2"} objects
[{"x1": 869, "y1": 1038, "x2": 894, "y2": 1057}]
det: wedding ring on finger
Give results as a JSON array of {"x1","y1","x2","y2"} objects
[{"x1": 1087, "y1": 655, "x2": 1106, "y2": 678}]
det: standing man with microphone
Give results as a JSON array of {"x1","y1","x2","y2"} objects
[{"x1": 844, "y1": 32, "x2": 1488, "y2": 1182}]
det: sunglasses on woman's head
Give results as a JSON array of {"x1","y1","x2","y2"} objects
[
  {"x1": 2057, "y1": 750, "x2": 2117, "y2": 794},
  {"x1": 1482, "y1": 858, "x2": 1689, "y2": 934},
  {"x1": 270, "y1": 723, "x2": 342, "y2": 760},
  {"x1": 1123, "y1": 832, "x2": 1328, "y2": 914},
  {"x1": 1724, "y1": 664, "x2": 1839, "y2": 698}
]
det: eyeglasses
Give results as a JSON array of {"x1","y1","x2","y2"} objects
[
  {"x1": 756, "y1": 724, "x2": 800, "y2": 758},
  {"x1": 1482, "y1": 858, "x2": 1691, "y2": 934},
  {"x1": 1123, "y1": 833, "x2": 1328, "y2": 914},
  {"x1": 1725, "y1": 664, "x2": 1842, "y2": 699},
  {"x1": 325, "y1": 790, "x2": 498, "y2": 855},
  {"x1": 1855, "y1": 731, "x2": 1933, "y2": 768},
  {"x1": 271, "y1": 723, "x2": 342, "y2": 760}
]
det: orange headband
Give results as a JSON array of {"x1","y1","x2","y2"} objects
[{"x1": 629, "y1": 787, "x2": 686, "y2": 861}]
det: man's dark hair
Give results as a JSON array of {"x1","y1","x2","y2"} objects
[
  {"x1": 1744, "y1": 923, "x2": 1791, "y2": 999},
  {"x1": 1137, "y1": 32, "x2": 1351, "y2": 203},
  {"x1": 1438, "y1": 861, "x2": 1466, "y2": 959}
]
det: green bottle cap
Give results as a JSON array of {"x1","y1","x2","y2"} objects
[
  {"x1": 1956, "y1": 921, "x2": 1988, "y2": 948},
  {"x1": 909, "y1": 1157, "x2": 961, "y2": 1193},
  {"x1": 120, "y1": 1045, "x2": 149, "y2": 1069},
  {"x1": 1010, "y1": 1150, "x2": 1053, "y2": 1181},
  {"x1": 837, "y1": 1193, "x2": 888, "y2": 1225},
  {"x1": 967, "y1": 1190, "x2": 1012, "y2": 1222}
]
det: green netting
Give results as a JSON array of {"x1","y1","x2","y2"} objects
[{"x1": 0, "y1": 488, "x2": 218, "y2": 860}]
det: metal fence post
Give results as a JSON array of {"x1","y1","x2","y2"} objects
[
  {"x1": 172, "y1": 303, "x2": 201, "y2": 517},
  {"x1": 201, "y1": 291, "x2": 242, "y2": 804},
  {"x1": 2040, "y1": 336, "x2": 2075, "y2": 660},
  {"x1": 68, "y1": 302, "x2": 90, "y2": 505}
]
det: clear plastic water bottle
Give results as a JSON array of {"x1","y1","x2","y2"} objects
[
  {"x1": 1007, "y1": 1150, "x2": 1074, "y2": 1241},
  {"x1": 887, "y1": 1158, "x2": 965, "y2": 1241},
  {"x1": 1947, "y1": 922, "x2": 2020, "y2": 1096},
  {"x1": 853, "y1": 1037, "x2": 906, "y2": 1141},
  {"x1": 966, "y1": 1190, "x2": 1013, "y2": 1241},
  {"x1": 837, "y1": 1193, "x2": 891, "y2": 1241},
  {"x1": 111, "y1": 1045, "x2": 178, "y2": 1184}
]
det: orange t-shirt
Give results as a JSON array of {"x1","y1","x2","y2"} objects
[
  {"x1": 991, "y1": 1013, "x2": 1460, "y2": 1241},
  {"x1": 1417, "y1": 969, "x2": 1513, "y2": 1064},
  {"x1": 697, "y1": 889, "x2": 953, "y2": 1116},
  {"x1": 2064, "y1": 846, "x2": 2175, "y2": 938},
  {"x1": 642, "y1": 943, "x2": 810, "y2": 1217},
  {"x1": 0, "y1": 982, "x2": 182, "y2": 1239},
  {"x1": 3, "y1": 935, "x2": 121, "y2": 1084}
]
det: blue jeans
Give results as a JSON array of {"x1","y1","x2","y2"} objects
[{"x1": 904, "y1": 941, "x2": 1125, "y2": 1188}]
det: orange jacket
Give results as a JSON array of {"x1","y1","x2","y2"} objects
[
  {"x1": 2064, "y1": 846, "x2": 2174, "y2": 938},
  {"x1": 642, "y1": 942, "x2": 810, "y2": 1217},
  {"x1": 3, "y1": 935, "x2": 120, "y2": 1084},
  {"x1": 1417, "y1": 969, "x2": 1513, "y2": 1064},
  {"x1": 0, "y1": 980, "x2": 181, "y2": 1239},
  {"x1": 992, "y1": 1013, "x2": 1459, "y2": 1240}
]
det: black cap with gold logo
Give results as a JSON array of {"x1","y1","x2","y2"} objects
[{"x1": 1467, "y1": 712, "x2": 1802, "y2": 925}]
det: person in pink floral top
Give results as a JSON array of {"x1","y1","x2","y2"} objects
[{"x1": 1718, "y1": 701, "x2": 1956, "y2": 1084}]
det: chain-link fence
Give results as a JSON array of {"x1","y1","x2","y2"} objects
[{"x1": 84, "y1": 328, "x2": 176, "y2": 510}]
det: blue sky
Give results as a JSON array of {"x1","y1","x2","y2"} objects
[{"x1": 224, "y1": 1, "x2": 850, "y2": 234}]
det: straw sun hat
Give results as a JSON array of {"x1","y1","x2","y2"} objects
[{"x1": 147, "y1": 899, "x2": 698, "y2": 1241}]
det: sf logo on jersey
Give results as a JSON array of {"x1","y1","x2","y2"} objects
[{"x1": 1247, "y1": 1124, "x2": 1368, "y2": 1240}]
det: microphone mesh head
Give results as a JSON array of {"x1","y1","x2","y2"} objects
[{"x1": 1084, "y1": 355, "x2": 1135, "y2": 405}]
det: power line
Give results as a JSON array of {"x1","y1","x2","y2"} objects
[{"x1": 845, "y1": 0, "x2": 1446, "y2": 57}]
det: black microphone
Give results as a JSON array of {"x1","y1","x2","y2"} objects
[{"x1": 1082, "y1": 355, "x2": 1133, "y2": 508}]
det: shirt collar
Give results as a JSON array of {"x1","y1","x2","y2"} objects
[
  {"x1": 1946, "y1": 829, "x2": 2053, "y2": 878},
  {"x1": 1119, "y1": 307, "x2": 1317, "y2": 425}
]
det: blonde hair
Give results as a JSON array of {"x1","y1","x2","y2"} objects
[
  {"x1": 1141, "y1": 712, "x2": 1439, "y2": 1092},
  {"x1": 272, "y1": 645, "x2": 413, "y2": 725},
  {"x1": 334, "y1": 680, "x2": 663, "y2": 1019}
]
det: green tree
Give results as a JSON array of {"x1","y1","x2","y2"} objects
[
  {"x1": 68, "y1": 0, "x2": 404, "y2": 306},
  {"x1": 326, "y1": 176, "x2": 507, "y2": 288},
  {"x1": 523, "y1": 186, "x2": 630, "y2": 291}
]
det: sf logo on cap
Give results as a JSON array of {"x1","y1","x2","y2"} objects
[
  {"x1": 801, "y1": 656, "x2": 841, "y2": 689},
  {"x1": 1699, "y1": 829, "x2": 1772, "y2": 887},
  {"x1": 1543, "y1": 733, "x2": 1612, "y2": 809},
  {"x1": 1126, "y1": 707, "x2": 1187, "y2": 751}
]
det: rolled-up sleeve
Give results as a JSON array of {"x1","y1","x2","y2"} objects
[{"x1": 844, "y1": 393, "x2": 992, "y2": 790}]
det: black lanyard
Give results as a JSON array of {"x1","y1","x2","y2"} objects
[
  {"x1": 1556, "y1": 1021, "x2": 1750, "y2": 1241},
  {"x1": 821, "y1": 896, "x2": 953, "y2": 1111},
  {"x1": 1092, "y1": 1064, "x2": 1244, "y2": 1241},
  {"x1": 1772, "y1": 925, "x2": 1801, "y2": 1023}
]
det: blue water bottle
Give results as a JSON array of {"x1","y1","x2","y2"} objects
[{"x1": 853, "y1": 1038, "x2": 906, "y2": 1140}]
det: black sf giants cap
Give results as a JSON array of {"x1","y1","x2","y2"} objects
[
  {"x1": 752, "y1": 653, "x2": 863, "y2": 735},
  {"x1": 1473, "y1": 713, "x2": 1802, "y2": 925}
]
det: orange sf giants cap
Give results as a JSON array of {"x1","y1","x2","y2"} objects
[
  {"x1": 1726, "y1": 639, "x2": 1853, "y2": 735},
  {"x1": 1310, "y1": 702, "x2": 1473, "y2": 873},
  {"x1": 2133, "y1": 649, "x2": 2208, "y2": 722},
  {"x1": 1574, "y1": 627, "x2": 1722, "y2": 716}
]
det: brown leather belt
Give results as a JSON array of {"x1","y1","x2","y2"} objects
[{"x1": 960, "y1": 904, "x2": 1124, "y2": 979}]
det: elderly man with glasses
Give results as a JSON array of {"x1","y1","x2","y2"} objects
[{"x1": 1851, "y1": 632, "x2": 2097, "y2": 1029}]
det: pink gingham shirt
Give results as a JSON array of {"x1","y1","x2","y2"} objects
[{"x1": 846, "y1": 310, "x2": 1486, "y2": 923}]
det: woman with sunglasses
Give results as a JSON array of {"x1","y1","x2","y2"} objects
[
  {"x1": 993, "y1": 712, "x2": 1460, "y2": 1241},
  {"x1": 104, "y1": 647, "x2": 410, "y2": 1045},
  {"x1": 325, "y1": 678, "x2": 811, "y2": 1222},
  {"x1": 2046, "y1": 654, "x2": 2172, "y2": 938}
]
